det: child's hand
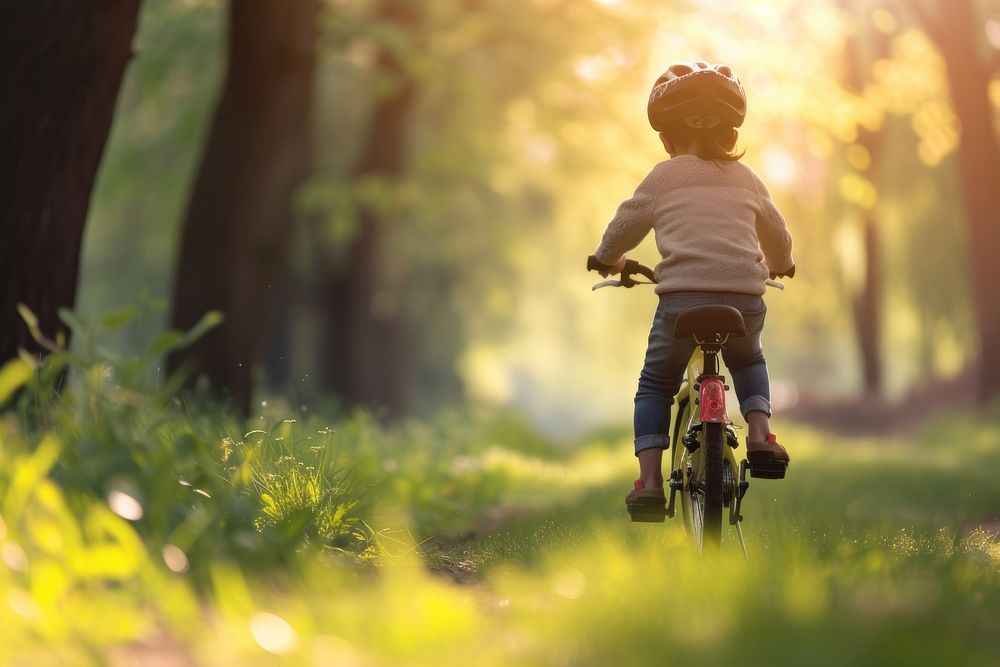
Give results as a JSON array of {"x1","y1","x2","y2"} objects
[{"x1": 601, "y1": 255, "x2": 628, "y2": 277}]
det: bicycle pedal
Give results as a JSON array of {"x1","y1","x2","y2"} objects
[
  {"x1": 748, "y1": 461, "x2": 787, "y2": 479},
  {"x1": 627, "y1": 496, "x2": 667, "y2": 522}
]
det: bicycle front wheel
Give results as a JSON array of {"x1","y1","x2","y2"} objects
[{"x1": 702, "y1": 421, "x2": 725, "y2": 549}]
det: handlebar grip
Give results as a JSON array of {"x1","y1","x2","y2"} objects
[
  {"x1": 587, "y1": 254, "x2": 613, "y2": 272},
  {"x1": 587, "y1": 255, "x2": 656, "y2": 288},
  {"x1": 620, "y1": 259, "x2": 656, "y2": 287},
  {"x1": 626, "y1": 260, "x2": 656, "y2": 283},
  {"x1": 770, "y1": 264, "x2": 796, "y2": 280}
]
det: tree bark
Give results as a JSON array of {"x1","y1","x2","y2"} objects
[
  {"x1": 841, "y1": 1, "x2": 889, "y2": 396},
  {"x1": 853, "y1": 208, "x2": 883, "y2": 394},
  {"x1": 317, "y1": 1, "x2": 418, "y2": 414},
  {"x1": 168, "y1": 0, "x2": 319, "y2": 413},
  {"x1": 913, "y1": 0, "x2": 1000, "y2": 403},
  {"x1": 0, "y1": 1, "x2": 139, "y2": 363}
]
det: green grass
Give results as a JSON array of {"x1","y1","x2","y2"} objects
[{"x1": 1, "y1": 317, "x2": 1000, "y2": 665}]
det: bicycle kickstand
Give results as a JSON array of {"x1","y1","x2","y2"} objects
[{"x1": 732, "y1": 460, "x2": 751, "y2": 561}]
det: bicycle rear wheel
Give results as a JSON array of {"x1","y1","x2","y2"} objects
[{"x1": 702, "y1": 421, "x2": 725, "y2": 549}]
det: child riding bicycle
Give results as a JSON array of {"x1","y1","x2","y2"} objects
[{"x1": 589, "y1": 62, "x2": 795, "y2": 520}]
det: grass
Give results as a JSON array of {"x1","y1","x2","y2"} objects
[
  {"x1": 4, "y1": 401, "x2": 998, "y2": 666},
  {"x1": 1, "y1": 309, "x2": 999, "y2": 664}
]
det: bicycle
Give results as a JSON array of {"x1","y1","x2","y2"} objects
[{"x1": 587, "y1": 256, "x2": 788, "y2": 556}]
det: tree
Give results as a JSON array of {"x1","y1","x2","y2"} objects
[
  {"x1": 840, "y1": 1, "x2": 892, "y2": 396},
  {"x1": 315, "y1": 0, "x2": 419, "y2": 414},
  {"x1": 907, "y1": 0, "x2": 1000, "y2": 403},
  {"x1": 168, "y1": 0, "x2": 320, "y2": 413},
  {"x1": 299, "y1": 0, "x2": 647, "y2": 415},
  {"x1": 0, "y1": 1, "x2": 140, "y2": 363}
]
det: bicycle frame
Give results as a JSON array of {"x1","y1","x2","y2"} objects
[{"x1": 667, "y1": 347, "x2": 750, "y2": 557}]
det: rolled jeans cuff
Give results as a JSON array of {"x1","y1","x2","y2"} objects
[
  {"x1": 634, "y1": 433, "x2": 669, "y2": 456},
  {"x1": 740, "y1": 395, "x2": 771, "y2": 419}
]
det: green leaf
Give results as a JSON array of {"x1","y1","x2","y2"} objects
[
  {"x1": 177, "y1": 310, "x2": 224, "y2": 349},
  {"x1": 147, "y1": 311, "x2": 223, "y2": 358},
  {"x1": 17, "y1": 303, "x2": 52, "y2": 349},
  {"x1": 100, "y1": 306, "x2": 138, "y2": 330},
  {"x1": 147, "y1": 298, "x2": 168, "y2": 313},
  {"x1": 17, "y1": 303, "x2": 38, "y2": 331},
  {"x1": 0, "y1": 357, "x2": 35, "y2": 406},
  {"x1": 149, "y1": 331, "x2": 185, "y2": 356},
  {"x1": 57, "y1": 308, "x2": 87, "y2": 335}
]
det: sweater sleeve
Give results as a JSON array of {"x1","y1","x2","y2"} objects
[
  {"x1": 593, "y1": 167, "x2": 658, "y2": 266},
  {"x1": 750, "y1": 172, "x2": 794, "y2": 274}
]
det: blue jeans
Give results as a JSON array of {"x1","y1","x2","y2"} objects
[{"x1": 634, "y1": 292, "x2": 771, "y2": 455}]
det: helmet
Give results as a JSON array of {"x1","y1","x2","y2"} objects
[{"x1": 647, "y1": 61, "x2": 747, "y2": 132}]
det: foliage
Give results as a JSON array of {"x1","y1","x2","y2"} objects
[
  {"x1": 0, "y1": 302, "x2": 563, "y2": 589},
  {"x1": 4, "y1": 304, "x2": 379, "y2": 579},
  {"x1": 0, "y1": 304, "x2": 581, "y2": 662},
  {"x1": 79, "y1": 0, "x2": 1000, "y2": 424}
]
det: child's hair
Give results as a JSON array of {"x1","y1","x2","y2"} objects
[{"x1": 660, "y1": 121, "x2": 744, "y2": 161}]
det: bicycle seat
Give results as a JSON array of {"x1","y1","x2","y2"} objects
[{"x1": 674, "y1": 304, "x2": 746, "y2": 339}]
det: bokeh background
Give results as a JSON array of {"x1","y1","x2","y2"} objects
[
  {"x1": 74, "y1": 0, "x2": 1000, "y2": 435},
  {"x1": 4, "y1": 2, "x2": 1000, "y2": 664}
]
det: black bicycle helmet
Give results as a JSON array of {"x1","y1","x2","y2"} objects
[{"x1": 647, "y1": 61, "x2": 747, "y2": 132}]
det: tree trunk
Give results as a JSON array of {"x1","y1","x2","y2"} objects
[
  {"x1": 853, "y1": 209, "x2": 883, "y2": 394},
  {"x1": 317, "y1": 1, "x2": 418, "y2": 415},
  {"x1": 168, "y1": 0, "x2": 319, "y2": 413},
  {"x1": 841, "y1": 1, "x2": 889, "y2": 396},
  {"x1": 914, "y1": 0, "x2": 1000, "y2": 403},
  {"x1": 0, "y1": 1, "x2": 139, "y2": 363}
]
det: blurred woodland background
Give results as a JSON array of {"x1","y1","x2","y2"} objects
[
  {"x1": 4, "y1": 0, "x2": 1000, "y2": 434},
  {"x1": 4, "y1": 2, "x2": 1000, "y2": 663}
]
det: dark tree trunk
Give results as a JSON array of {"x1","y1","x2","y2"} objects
[
  {"x1": 841, "y1": 1, "x2": 889, "y2": 396},
  {"x1": 853, "y1": 208, "x2": 883, "y2": 394},
  {"x1": 317, "y1": 1, "x2": 418, "y2": 414},
  {"x1": 912, "y1": 0, "x2": 1000, "y2": 403},
  {"x1": 0, "y1": 1, "x2": 139, "y2": 363},
  {"x1": 168, "y1": 0, "x2": 319, "y2": 413},
  {"x1": 848, "y1": 121, "x2": 886, "y2": 397}
]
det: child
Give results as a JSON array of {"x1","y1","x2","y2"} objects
[{"x1": 589, "y1": 62, "x2": 795, "y2": 519}]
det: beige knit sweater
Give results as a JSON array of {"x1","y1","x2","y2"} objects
[{"x1": 594, "y1": 155, "x2": 794, "y2": 296}]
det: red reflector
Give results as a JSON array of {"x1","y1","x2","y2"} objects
[{"x1": 699, "y1": 378, "x2": 728, "y2": 423}]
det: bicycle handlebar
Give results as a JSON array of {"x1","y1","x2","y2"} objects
[
  {"x1": 586, "y1": 255, "x2": 656, "y2": 287},
  {"x1": 588, "y1": 254, "x2": 790, "y2": 291}
]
